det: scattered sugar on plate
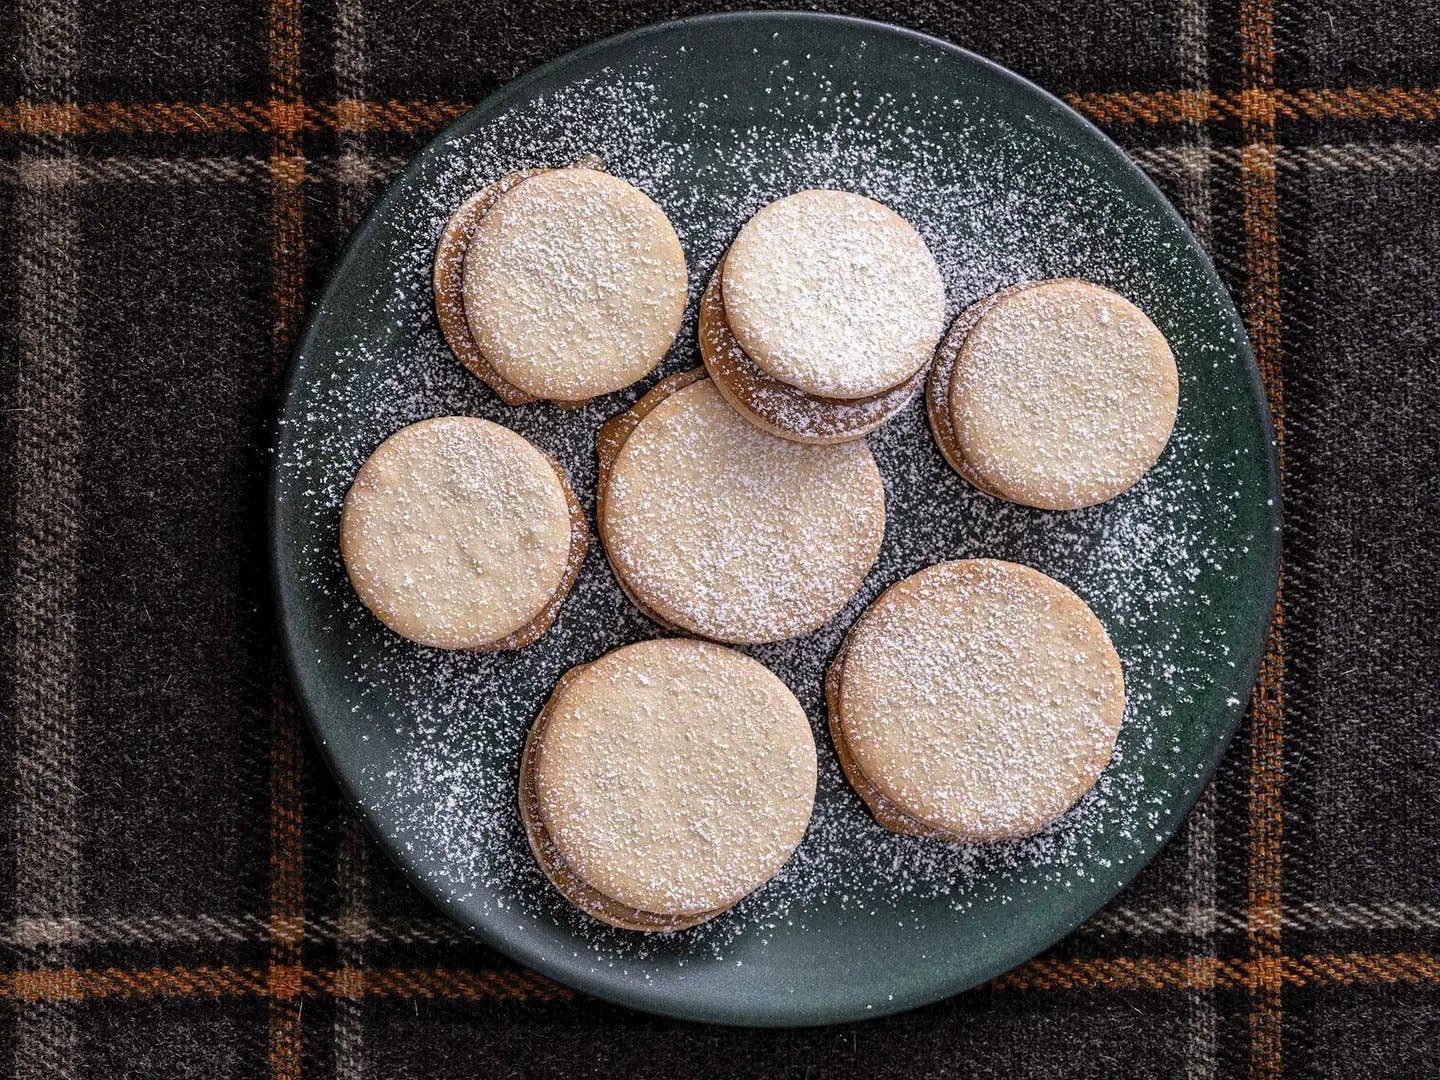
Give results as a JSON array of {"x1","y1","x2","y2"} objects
[{"x1": 276, "y1": 53, "x2": 1265, "y2": 967}]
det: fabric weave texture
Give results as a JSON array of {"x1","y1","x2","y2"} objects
[{"x1": 2, "y1": 1, "x2": 1438, "y2": 1077}]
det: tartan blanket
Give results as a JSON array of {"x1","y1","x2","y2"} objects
[{"x1": 3, "y1": 1, "x2": 1437, "y2": 1077}]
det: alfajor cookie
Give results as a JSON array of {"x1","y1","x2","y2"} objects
[
  {"x1": 928, "y1": 279, "x2": 1179, "y2": 510},
  {"x1": 520, "y1": 638, "x2": 817, "y2": 931},
  {"x1": 826, "y1": 559, "x2": 1125, "y2": 842},
  {"x1": 596, "y1": 368, "x2": 885, "y2": 644},
  {"x1": 434, "y1": 165, "x2": 687, "y2": 406},
  {"x1": 339, "y1": 417, "x2": 586, "y2": 651},
  {"x1": 700, "y1": 190, "x2": 944, "y2": 443},
  {"x1": 699, "y1": 260, "x2": 924, "y2": 445}
]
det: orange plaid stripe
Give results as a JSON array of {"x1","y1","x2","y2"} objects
[
  {"x1": 1238, "y1": 0, "x2": 1286, "y2": 1074},
  {"x1": 1, "y1": 86, "x2": 1438, "y2": 141},
  {"x1": 266, "y1": 3, "x2": 306, "y2": 1078},
  {"x1": 0, "y1": 965, "x2": 569, "y2": 1004},
  {"x1": 1068, "y1": 86, "x2": 1440, "y2": 124},
  {"x1": 0, "y1": 100, "x2": 467, "y2": 137}
]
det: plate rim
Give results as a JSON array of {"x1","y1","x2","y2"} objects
[{"x1": 270, "y1": 9, "x2": 1281, "y2": 1027}]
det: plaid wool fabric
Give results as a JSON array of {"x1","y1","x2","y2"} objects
[{"x1": 3, "y1": 0, "x2": 1439, "y2": 1077}]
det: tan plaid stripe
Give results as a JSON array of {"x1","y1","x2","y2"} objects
[
  {"x1": 1130, "y1": 142, "x2": 1440, "y2": 175},
  {"x1": 7, "y1": 897, "x2": 1439, "y2": 952},
  {"x1": 2, "y1": 951, "x2": 1439, "y2": 1005},
  {"x1": 0, "y1": 153, "x2": 407, "y2": 186},
  {"x1": 1086, "y1": 901, "x2": 1440, "y2": 937},
  {"x1": 266, "y1": 4, "x2": 306, "y2": 1078},
  {"x1": 4, "y1": 913, "x2": 471, "y2": 949},
  {"x1": 1173, "y1": 8, "x2": 1217, "y2": 1074},
  {"x1": 5, "y1": 894, "x2": 1440, "y2": 952},
  {"x1": 332, "y1": 6, "x2": 372, "y2": 1073},
  {"x1": 12, "y1": 0, "x2": 80, "y2": 1076},
  {"x1": 7, "y1": 146, "x2": 1440, "y2": 193}
]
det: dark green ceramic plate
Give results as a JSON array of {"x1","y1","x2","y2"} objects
[{"x1": 272, "y1": 12, "x2": 1278, "y2": 1026}]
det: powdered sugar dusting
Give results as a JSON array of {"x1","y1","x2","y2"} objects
[
  {"x1": 464, "y1": 167, "x2": 687, "y2": 401},
  {"x1": 604, "y1": 378, "x2": 884, "y2": 643},
  {"x1": 723, "y1": 189, "x2": 945, "y2": 397},
  {"x1": 701, "y1": 268, "x2": 919, "y2": 442},
  {"x1": 534, "y1": 639, "x2": 815, "y2": 918},
  {"x1": 274, "y1": 29, "x2": 1274, "y2": 989},
  {"x1": 339, "y1": 416, "x2": 573, "y2": 649}
]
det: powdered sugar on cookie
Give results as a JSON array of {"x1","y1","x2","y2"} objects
[
  {"x1": 723, "y1": 190, "x2": 945, "y2": 399},
  {"x1": 463, "y1": 167, "x2": 687, "y2": 402},
  {"x1": 837, "y1": 559, "x2": 1125, "y2": 840},
  {"x1": 602, "y1": 378, "x2": 884, "y2": 643},
  {"x1": 531, "y1": 640, "x2": 816, "y2": 921},
  {"x1": 945, "y1": 280, "x2": 1179, "y2": 509},
  {"x1": 339, "y1": 417, "x2": 576, "y2": 649}
]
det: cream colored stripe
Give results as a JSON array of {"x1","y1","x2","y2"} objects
[
  {"x1": 334, "y1": 819, "x2": 371, "y2": 1080},
  {"x1": 14, "y1": 0, "x2": 80, "y2": 1075},
  {"x1": 5, "y1": 145, "x2": 1439, "y2": 191},
  {"x1": 332, "y1": 5, "x2": 371, "y2": 1074},
  {"x1": 1131, "y1": 142, "x2": 1440, "y2": 175},
  {"x1": 6, "y1": 912, "x2": 471, "y2": 949},
  {"x1": 1183, "y1": 784, "x2": 1219, "y2": 1080},
  {"x1": 7, "y1": 897, "x2": 1437, "y2": 950},
  {"x1": 1087, "y1": 900, "x2": 1440, "y2": 936}
]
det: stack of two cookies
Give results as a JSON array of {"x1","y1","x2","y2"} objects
[{"x1": 597, "y1": 188, "x2": 951, "y2": 645}]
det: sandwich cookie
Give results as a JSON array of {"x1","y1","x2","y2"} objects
[
  {"x1": 699, "y1": 263, "x2": 924, "y2": 445},
  {"x1": 826, "y1": 559, "x2": 1125, "y2": 841},
  {"x1": 701, "y1": 189, "x2": 945, "y2": 443},
  {"x1": 339, "y1": 417, "x2": 586, "y2": 651},
  {"x1": 597, "y1": 368, "x2": 885, "y2": 644},
  {"x1": 520, "y1": 638, "x2": 817, "y2": 931},
  {"x1": 434, "y1": 164, "x2": 688, "y2": 406},
  {"x1": 927, "y1": 279, "x2": 1179, "y2": 510}
]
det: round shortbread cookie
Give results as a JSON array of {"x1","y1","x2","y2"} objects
[
  {"x1": 339, "y1": 417, "x2": 585, "y2": 651},
  {"x1": 828, "y1": 559, "x2": 1125, "y2": 841},
  {"x1": 520, "y1": 639, "x2": 817, "y2": 930},
  {"x1": 461, "y1": 167, "x2": 688, "y2": 403},
  {"x1": 699, "y1": 263, "x2": 921, "y2": 445},
  {"x1": 936, "y1": 279, "x2": 1179, "y2": 510},
  {"x1": 721, "y1": 190, "x2": 945, "y2": 399},
  {"x1": 597, "y1": 373, "x2": 885, "y2": 644}
]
